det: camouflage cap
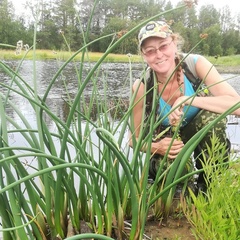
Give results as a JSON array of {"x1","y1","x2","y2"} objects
[{"x1": 138, "y1": 21, "x2": 173, "y2": 47}]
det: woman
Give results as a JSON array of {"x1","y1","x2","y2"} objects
[{"x1": 129, "y1": 20, "x2": 240, "y2": 190}]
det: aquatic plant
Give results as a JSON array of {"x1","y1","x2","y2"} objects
[{"x1": 0, "y1": 0, "x2": 239, "y2": 239}]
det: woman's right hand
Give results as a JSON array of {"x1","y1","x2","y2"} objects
[{"x1": 153, "y1": 137, "x2": 184, "y2": 159}]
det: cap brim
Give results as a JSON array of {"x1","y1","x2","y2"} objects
[{"x1": 139, "y1": 32, "x2": 170, "y2": 47}]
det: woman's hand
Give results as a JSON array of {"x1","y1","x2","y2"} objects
[
  {"x1": 168, "y1": 96, "x2": 187, "y2": 126},
  {"x1": 153, "y1": 137, "x2": 184, "y2": 159}
]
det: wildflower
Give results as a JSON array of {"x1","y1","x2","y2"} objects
[
  {"x1": 200, "y1": 33, "x2": 208, "y2": 39},
  {"x1": 24, "y1": 44, "x2": 29, "y2": 51},
  {"x1": 17, "y1": 40, "x2": 23, "y2": 48},
  {"x1": 116, "y1": 30, "x2": 127, "y2": 39},
  {"x1": 58, "y1": 29, "x2": 64, "y2": 35},
  {"x1": 184, "y1": 0, "x2": 197, "y2": 8},
  {"x1": 15, "y1": 40, "x2": 23, "y2": 55}
]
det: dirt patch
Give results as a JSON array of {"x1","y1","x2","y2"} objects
[
  {"x1": 144, "y1": 216, "x2": 195, "y2": 240},
  {"x1": 216, "y1": 65, "x2": 240, "y2": 74}
]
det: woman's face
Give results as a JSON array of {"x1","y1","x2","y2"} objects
[{"x1": 141, "y1": 36, "x2": 177, "y2": 75}]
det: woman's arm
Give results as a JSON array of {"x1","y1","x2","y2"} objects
[
  {"x1": 196, "y1": 55, "x2": 239, "y2": 98},
  {"x1": 185, "y1": 95, "x2": 240, "y2": 115},
  {"x1": 129, "y1": 79, "x2": 184, "y2": 159},
  {"x1": 169, "y1": 56, "x2": 240, "y2": 124}
]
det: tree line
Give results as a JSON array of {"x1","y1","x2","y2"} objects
[{"x1": 1, "y1": 0, "x2": 240, "y2": 56}]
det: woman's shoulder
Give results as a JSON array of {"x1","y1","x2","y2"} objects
[{"x1": 182, "y1": 53, "x2": 202, "y2": 64}]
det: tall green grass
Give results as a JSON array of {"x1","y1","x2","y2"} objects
[{"x1": 0, "y1": 1, "x2": 240, "y2": 239}]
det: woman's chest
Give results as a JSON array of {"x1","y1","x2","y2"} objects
[{"x1": 159, "y1": 81, "x2": 184, "y2": 106}]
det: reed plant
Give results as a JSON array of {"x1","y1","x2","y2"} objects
[{"x1": 0, "y1": 0, "x2": 239, "y2": 239}]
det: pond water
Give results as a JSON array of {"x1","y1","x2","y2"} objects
[
  {"x1": 0, "y1": 60, "x2": 240, "y2": 236},
  {"x1": 0, "y1": 60, "x2": 240, "y2": 151}
]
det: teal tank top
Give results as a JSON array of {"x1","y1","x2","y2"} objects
[{"x1": 158, "y1": 75, "x2": 200, "y2": 127}]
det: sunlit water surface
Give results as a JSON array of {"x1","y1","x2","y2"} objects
[{"x1": 0, "y1": 60, "x2": 239, "y2": 236}]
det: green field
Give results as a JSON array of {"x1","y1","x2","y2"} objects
[{"x1": 1, "y1": 49, "x2": 240, "y2": 66}]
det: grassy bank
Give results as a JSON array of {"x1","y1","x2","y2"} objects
[
  {"x1": 1, "y1": 49, "x2": 240, "y2": 63},
  {"x1": 0, "y1": 49, "x2": 142, "y2": 62},
  {"x1": 1, "y1": 49, "x2": 240, "y2": 73}
]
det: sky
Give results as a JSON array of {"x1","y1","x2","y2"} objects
[
  {"x1": 171, "y1": 0, "x2": 240, "y2": 15},
  {"x1": 11, "y1": 0, "x2": 240, "y2": 17}
]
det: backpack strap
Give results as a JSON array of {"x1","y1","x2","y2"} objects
[
  {"x1": 180, "y1": 53, "x2": 201, "y2": 92},
  {"x1": 182, "y1": 53, "x2": 198, "y2": 78},
  {"x1": 141, "y1": 67, "x2": 157, "y2": 116},
  {"x1": 181, "y1": 53, "x2": 209, "y2": 96}
]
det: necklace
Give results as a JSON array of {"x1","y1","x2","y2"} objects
[
  {"x1": 157, "y1": 68, "x2": 183, "y2": 102},
  {"x1": 157, "y1": 79, "x2": 164, "y2": 84}
]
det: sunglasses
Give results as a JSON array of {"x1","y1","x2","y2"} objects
[{"x1": 142, "y1": 40, "x2": 173, "y2": 57}]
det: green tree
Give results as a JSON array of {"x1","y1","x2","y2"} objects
[
  {"x1": 204, "y1": 24, "x2": 222, "y2": 56},
  {"x1": 1, "y1": 0, "x2": 239, "y2": 56},
  {"x1": 168, "y1": 3, "x2": 200, "y2": 54},
  {"x1": 0, "y1": 0, "x2": 15, "y2": 44},
  {"x1": 220, "y1": 6, "x2": 235, "y2": 33},
  {"x1": 8, "y1": 18, "x2": 33, "y2": 48},
  {"x1": 221, "y1": 29, "x2": 239, "y2": 55},
  {"x1": 170, "y1": 1, "x2": 187, "y2": 24},
  {"x1": 99, "y1": 17, "x2": 138, "y2": 54},
  {"x1": 202, "y1": 43, "x2": 210, "y2": 56},
  {"x1": 198, "y1": 5, "x2": 220, "y2": 32},
  {"x1": 36, "y1": 1, "x2": 62, "y2": 49},
  {"x1": 163, "y1": 0, "x2": 175, "y2": 20},
  {"x1": 53, "y1": 0, "x2": 80, "y2": 50}
]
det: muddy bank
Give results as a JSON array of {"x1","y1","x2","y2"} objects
[{"x1": 216, "y1": 65, "x2": 240, "y2": 74}]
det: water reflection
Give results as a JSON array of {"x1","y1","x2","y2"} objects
[
  {"x1": 223, "y1": 73, "x2": 240, "y2": 94},
  {"x1": 0, "y1": 60, "x2": 239, "y2": 238},
  {"x1": 0, "y1": 60, "x2": 239, "y2": 146},
  {"x1": 0, "y1": 60, "x2": 144, "y2": 124}
]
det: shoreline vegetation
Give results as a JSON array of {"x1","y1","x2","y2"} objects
[{"x1": 1, "y1": 49, "x2": 240, "y2": 73}]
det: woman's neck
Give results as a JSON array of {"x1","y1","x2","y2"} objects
[
  {"x1": 154, "y1": 63, "x2": 178, "y2": 83},
  {"x1": 155, "y1": 71, "x2": 176, "y2": 84}
]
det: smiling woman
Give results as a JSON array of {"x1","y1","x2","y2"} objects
[{"x1": 129, "y1": 20, "x2": 240, "y2": 194}]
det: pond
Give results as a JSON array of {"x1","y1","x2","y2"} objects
[
  {"x1": 1, "y1": 60, "x2": 145, "y2": 122},
  {"x1": 0, "y1": 59, "x2": 240, "y2": 238},
  {"x1": 0, "y1": 60, "x2": 240, "y2": 152}
]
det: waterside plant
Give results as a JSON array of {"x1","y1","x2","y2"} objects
[
  {"x1": 182, "y1": 147, "x2": 240, "y2": 239},
  {"x1": 0, "y1": 0, "x2": 240, "y2": 239}
]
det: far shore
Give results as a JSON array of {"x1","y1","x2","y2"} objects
[
  {"x1": 215, "y1": 65, "x2": 240, "y2": 74},
  {"x1": 1, "y1": 49, "x2": 240, "y2": 74}
]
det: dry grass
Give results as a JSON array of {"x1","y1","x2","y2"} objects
[{"x1": 0, "y1": 49, "x2": 142, "y2": 62}]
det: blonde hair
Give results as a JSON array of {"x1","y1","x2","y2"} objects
[
  {"x1": 171, "y1": 33, "x2": 184, "y2": 53},
  {"x1": 170, "y1": 33, "x2": 185, "y2": 90}
]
